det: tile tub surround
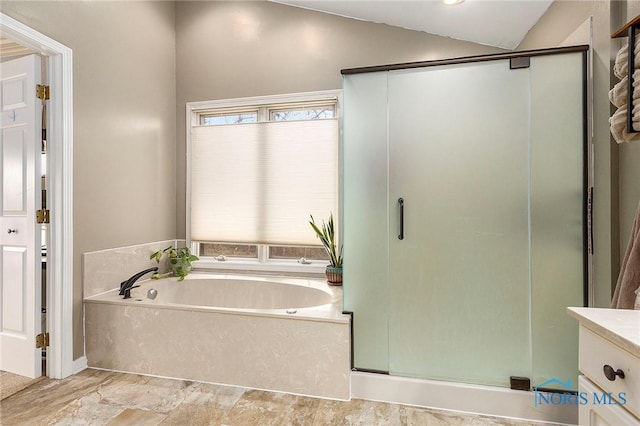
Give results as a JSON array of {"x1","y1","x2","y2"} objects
[
  {"x1": 84, "y1": 277, "x2": 350, "y2": 400},
  {"x1": 83, "y1": 240, "x2": 181, "y2": 298}
]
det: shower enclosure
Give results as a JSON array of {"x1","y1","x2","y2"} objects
[{"x1": 342, "y1": 46, "x2": 589, "y2": 389}]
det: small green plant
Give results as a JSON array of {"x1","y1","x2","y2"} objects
[
  {"x1": 150, "y1": 246, "x2": 199, "y2": 281},
  {"x1": 309, "y1": 213, "x2": 343, "y2": 268}
]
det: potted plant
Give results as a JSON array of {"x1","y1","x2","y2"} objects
[
  {"x1": 150, "y1": 246, "x2": 199, "y2": 281},
  {"x1": 309, "y1": 213, "x2": 343, "y2": 285}
]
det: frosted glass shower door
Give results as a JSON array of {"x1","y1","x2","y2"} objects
[
  {"x1": 342, "y1": 48, "x2": 586, "y2": 388},
  {"x1": 387, "y1": 60, "x2": 533, "y2": 386}
]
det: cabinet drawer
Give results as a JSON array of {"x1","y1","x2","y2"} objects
[
  {"x1": 579, "y1": 376, "x2": 640, "y2": 425},
  {"x1": 579, "y1": 326, "x2": 640, "y2": 418}
]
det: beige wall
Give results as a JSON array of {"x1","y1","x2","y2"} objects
[
  {"x1": 174, "y1": 0, "x2": 504, "y2": 236},
  {"x1": 519, "y1": 1, "x2": 617, "y2": 308},
  {"x1": 0, "y1": 1, "x2": 177, "y2": 359}
]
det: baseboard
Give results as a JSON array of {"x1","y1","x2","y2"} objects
[
  {"x1": 351, "y1": 372, "x2": 577, "y2": 425},
  {"x1": 71, "y1": 356, "x2": 88, "y2": 375}
]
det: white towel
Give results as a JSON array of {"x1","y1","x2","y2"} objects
[
  {"x1": 616, "y1": 39, "x2": 640, "y2": 57},
  {"x1": 615, "y1": 39, "x2": 640, "y2": 60},
  {"x1": 610, "y1": 107, "x2": 640, "y2": 143},
  {"x1": 615, "y1": 57, "x2": 640, "y2": 79},
  {"x1": 632, "y1": 103, "x2": 640, "y2": 122},
  {"x1": 609, "y1": 76, "x2": 628, "y2": 108},
  {"x1": 610, "y1": 72, "x2": 640, "y2": 110},
  {"x1": 634, "y1": 69, "x2": 640, "y2": 88},
  {"x1": 614, "y1": 40, "x2": 640, "y2": 79}
]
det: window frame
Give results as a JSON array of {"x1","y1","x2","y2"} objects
[{"x1": 186, "y1": 90, "x2": 342, "y2": 274}]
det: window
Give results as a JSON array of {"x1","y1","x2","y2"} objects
[
  {"x1": 200, "y1": 110, "x2": 258, "y2": 126},
  {"x1": 269, "y1": 104, "x2": 335, "y2": 122},
  {"x1": 187, "y1": 91, "x2": 340, "y2": 272}
]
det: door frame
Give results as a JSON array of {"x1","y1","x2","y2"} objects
[{"x1": 1, "y1": 13, "x2": 74, "y2": 379}]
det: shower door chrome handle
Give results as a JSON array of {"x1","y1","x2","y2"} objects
[{"x1": 398, "y1": 198, "x2": 404, "y2": 240}]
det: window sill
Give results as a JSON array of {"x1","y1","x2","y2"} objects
[{"x1": 193, "y1": 258, "x2": 328, "y2": 276}]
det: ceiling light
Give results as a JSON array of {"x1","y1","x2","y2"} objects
[{"x1": 443, "y1": 0, "x2": 465, "y2": 5}]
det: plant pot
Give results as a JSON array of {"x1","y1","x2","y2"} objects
[
  {"x1": 325, "y1": 266, "x2": 343, "y2": 286},
  {"x1": 169, "y1": 257, "x2": 192, "y2": 280}
]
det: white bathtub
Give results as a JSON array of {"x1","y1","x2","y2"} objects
[
  {"x1": 126, "y1": 274, "x2": 334, "y2": 310},
  {"x1": 84, "y1": 273, "x2": 351, "y2": 399}
]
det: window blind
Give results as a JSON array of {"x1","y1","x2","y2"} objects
[{"x1": 190, "y1": 119, "x2": 338, "y2": 246}]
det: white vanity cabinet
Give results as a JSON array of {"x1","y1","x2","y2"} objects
[{"x1": 568, "y1": 308, "x2": 640, "y2": 425}]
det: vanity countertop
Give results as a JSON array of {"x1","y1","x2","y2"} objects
[{"x1": 567, "y1": 307, "x2": 640, "y2": 357}]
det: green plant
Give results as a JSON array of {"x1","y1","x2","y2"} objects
[
  {"x1": 150, "y1": 246, "x2": 199, "y2": 281},
  {"x1": 309, "y1": 213, "x2": 343, "y2": 268}
]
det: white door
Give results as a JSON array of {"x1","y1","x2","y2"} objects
[{"x1": 0, "y1": 54, "x2": 43, "y2": 378}]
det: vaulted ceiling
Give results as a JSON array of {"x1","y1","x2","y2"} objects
[{"x1": 272, "y1": 0, "x2": 554, "y2": 50}]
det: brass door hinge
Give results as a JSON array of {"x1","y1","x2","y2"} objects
[
  {"x1": 36, "y1": 84, "x2": 50, "y2": 100},
  {"x1": 36, "y1": 209, "x2": 50, "y2": 224},
  {"x1": 36, "y1": 332, "x2": 49, "y2": 348}
]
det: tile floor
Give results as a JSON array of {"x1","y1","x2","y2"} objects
[
  {"x1": 0, "y1": 371, "x2": 42, "y2": 401},
  {"x1": 0, "y1": 369, "x2": 555, "y2": 425}
]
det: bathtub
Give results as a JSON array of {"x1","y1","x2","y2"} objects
[{"x1": 84, "y1": 273, "x2": 351, "y2": 400}]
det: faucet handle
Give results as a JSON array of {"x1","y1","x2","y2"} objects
[
  {"x1": 118, "y1": 280, "x2": 128, "y2": 295},
  {"x1": 122, "y1": 285, "x2": 140, "y2": 299}
]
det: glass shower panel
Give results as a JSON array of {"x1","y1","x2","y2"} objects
[
  {"x1": 342, "y1": 72, "x2": 390, "y2": 372},
  {"x1": 529, "y1": 52, "x2": 585, "y2": 389},
  {"x1": 387, "y1": 61, "x2": 532, "y2": 386}
]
